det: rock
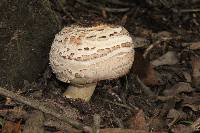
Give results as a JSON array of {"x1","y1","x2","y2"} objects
[{"x1": 0, "y1": 0, "x2": 61, "y2": 87}]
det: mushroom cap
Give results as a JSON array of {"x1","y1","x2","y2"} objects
[{"x1": 49, "y1": 24, "x2": 134, "y2": 85}]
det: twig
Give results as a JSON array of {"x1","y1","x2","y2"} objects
[
  {"x1": 103, "y1": 7, "x2": 130, "y2": 12},
  {"x1": 143, "y1": 40, "x2": 160, "y2": 58},
  {"x1": 75, "y1": 0, "x2": 130, "y2": 13},
  {"x1": 121, "y1": 8, "x2": 135, "y2": 26},
  {"x1": 143, "y1": 37, "x2": 171, "y2": 58},
  {"x1": 106, "y1": 0, "x2": 135, "y2": 6},
  {"x1": 143, "y1": 35, "x2": 182, "y2": 58},
  {"x1": 44, "y1": 115, "x2": 81, "y2": 133},
  {"x1": 56, "y1": 0, "x2": 77, "y2": 21},
  {"x1": 112, "y1": 113, "x2": 124, "y2": 128},
  {"x1": 0, "y1": 86, "x2": 86, "y2": 130},
  {"x1": 180, "y1": 9, "x2": 200, "y2": 13},
  {"x1": 102, "y1": 98, "x2": 135, "y2": 111}
]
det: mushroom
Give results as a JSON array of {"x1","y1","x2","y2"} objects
[{"x1": 49, "y1": 24, "x2": 134, "y2": 101}]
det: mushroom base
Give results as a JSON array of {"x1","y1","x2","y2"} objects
[{"x1": 63, "y1": 83, "x2": 97, "y2": 101}]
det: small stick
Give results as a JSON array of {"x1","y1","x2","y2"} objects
[
  {"x1": 56, "y1": 0, "x2": 77, "y2": 21},
  {"x1": 0, "y1": 87, "x2": 86, "y2": 130},
  {"x1": 143, "y1": 40, "x2": 160, "y2": 58},
  {"x1": 75, "y1": 0, "x2": 130, "y2": 13},
  {"x1": 106, "y1": 0, "x2": 135, "y2": 6},
  {"x1": 143, "y1": 35, "x2": 181, "y2": 58},
  {"x1": 180, "y1": 9, "x2": 200, "y2": 13},
  {"x1": 102, "y1": 98, "x2": 136, "y2": 111}
]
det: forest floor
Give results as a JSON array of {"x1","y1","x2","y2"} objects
[{"x1": 0, "y1": 0, "x2": 200, "y2": 133}]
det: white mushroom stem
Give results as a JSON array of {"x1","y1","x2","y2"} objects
[{"x1": 63, "y1": 83, "x2": 97, "y2": 101}]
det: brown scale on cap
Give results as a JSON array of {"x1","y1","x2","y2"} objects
[{"x1": 121, "y1": 42, "x2": 132, "y2": 48}]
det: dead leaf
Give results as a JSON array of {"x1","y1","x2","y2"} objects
[
  {"x1": 22, "y1": 111, "x2": 44, "y2": 133},
  {"x1": 0, "y1": 106, "x2": 27, "y2": 121},
  {"x1": 191, "y1": 117, "x2": 200, "y2": 131},
  {"x1": 128, "y1": 110, "x2": 148, "y2": 131},
  {"x1": 163, "y1": 82, "x2": 194, "y2": 96},
  {"x1": 132, "y1": 51, "x2": 161, "y2": 86},
  {"x1": 15, "y1": 121, "x2": 21, "y2": 133},
  {"x1": 167, "y1": 109, "x2": 187, "y2": 127},
  {"x1": 53, "y1": 131, "x2": 64, "y2": 133},
  {"x1": 121, "y1": 15, "x2": 128, "y2": 26},
  {"x1": 109, "y1": 128, "x2": 168, "y2": 133},
  {"x1": 182, "y1": 95, "x2": 200, "y2": 112},
  {"x1": 156, "y1": 96, "x2": 176, "y2": 102},
  {"x1": 148, "y1": 117, "x2": 166, "y2": 131},
  {"x1": 5, "y1": 97, "x2": 12, "y2": 105},
  {"x1": 153, "y1": 31, "x2": 173, "y2": 40},
  {"x1": 142, "y1": 64, "x2": 161, "y2": 86},
  {"x1": 171, "y1": 124, "x2": 193, "y2": 133},
  {"x1": 191, "y1": 57, "x2": 200, "y2": 88},
  {"x1": 134, "y1": 37, "x2": 150, "y2": 48},
  {"x1": 135, "y1": 26, "x2": 153, "y2": 37},
  {"x1": 100, "y1": 128, "x2": 147, "y2": 133},
  {"x1": 182, "y1": 71, "x2": 192, "y2": 83},
  {"x1": 183, "y1": 104, "x2": 200, "y2": 112},
  {"x1": 2, "y1": 121, "x2": 21, "y2": 133},
  {"x1": 189, "y1": 42, "x2": 200, "y2": 50},
  {"x1": 151, "y1": 51, "x2": 179, "y2": 67}
]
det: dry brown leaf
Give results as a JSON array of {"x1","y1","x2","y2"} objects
[
  {"x1": 142, "y1": 64, "x2": 161, "y2": 86},
  {"x1": 151, "y1": 51, "x2": 179, "y2": 67},
  {"x1": 100, "y1": 128, "x2": 148, "y2": 133},
  {"x1": 171, "y1": 124, "x2": 193, "y2": 133},
  {"x1": 5, "y1": 97, "x2": 12, "y2": 105},
  {"x1": 191, "y1": 117, "x2": 200, "y2": 131},
  {"x1": 53, "y1": 131, "x2": 64, "y2": 133},
  {"x1": 134, "y1": 37, "x2": 150, "y2": 48},
  {"x1": 135, "y1": 26, "x2": 153, "y2": 37},
  {"x1": 128, "y1": 110, "x2": 148, "y2": 131},
  {"x1": 182, "y1": 71, "x2": 192, "y2": 83},
  {"x1": 163, "y1": 82, "x2": 194, "y2": 96},
  {"x1": 182, "y1": 95, "x2": 200, "y2": 112},
  {"x1": 23, "y1": 111, "x2": 44, "y2": 133},
  {"x1": 148, "y1": 117, "x2": 166, "y2": 131},
  {"x1": 0, "y1": 106, "x2": 27, "y2": 120},
  {"x1": 167, "y1": 109, "x2": 187, "y2": 127},
  {"x1": 15, "y1": 121, "x2": 21, "y2": 133},
  {"x1": 156, "y1": 96, "x2": 176, "y2": 102},
  {"x1": 2, "y1": 121, "x2": 21, "y2": 133},
  {"x1": 183, "y1": 103, "x2": 200, "y2": 112},
  {"x1": 191, "y1": 57, "x2": 200, "y2": 88},
  {"x1": 189, "y1": 42, "x2": 200, "y2": 50},
  {"x1": 156, "y1": 31, "x2": 172, "y2": 38},
  {"x1": 132, "y1": 51, "x2": 161, "y2": 86}
]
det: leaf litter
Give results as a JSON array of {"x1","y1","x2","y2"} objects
[{"x1": 0, "y1": 0, "x2": 200, "y2": 133}]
